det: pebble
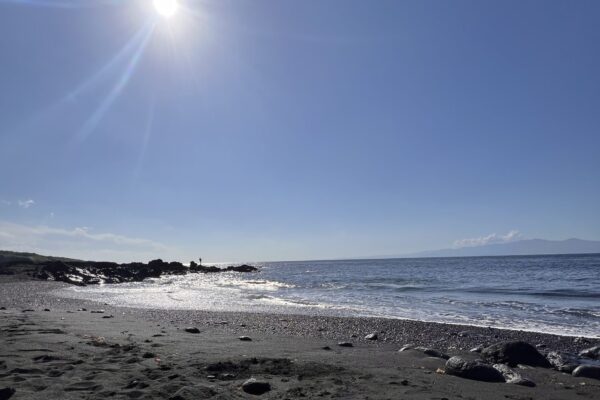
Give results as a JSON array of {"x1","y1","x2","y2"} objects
[
  {"x1": 239, "y1": 336, "x2": 252, "y2": 341},
  {"x1": 338, "y1": 342, "x2": 353, "y2": 347},
  {"x1": 365, "y1": 333, "x2": 378, "y2": 340},
  {"x1": 184, "y1": 327, "x2": 200, "y2": 334}
]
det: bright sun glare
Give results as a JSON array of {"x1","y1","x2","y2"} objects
[{"x1": 153, "y1": 0, "x2": 178, "y2": 18}]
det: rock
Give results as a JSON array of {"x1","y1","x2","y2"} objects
[
  {"x1": 241, "y1": 378, "x2": 271, "y2": 395},
  {"x1": 239, "y1": 336, "x2": 252, "y2": 341},
  {"x1": 321, "y1": 346, "x2": 332, "y2": 351},
  {"x1": 43, "y1": 308, "x2": 50, "y2": 312},
  {"x1": 91, "y1": 310, "x2": 105, "y2": 314},
  {"x1": 184, "y1": 327, "x2": 200, "y2": 334},
  {"x1": 0, "y1": 388, "x2": 15, "y2": 400},
  {"x1": 546, "y1": 351, "x2": 581, "y2": 373},
  {"x1": 398, "y1": 344, "x2": 413, "y2": 352},
  {"x1": 415, "y1": 347, "x2": 449, "y2": 360},
  {"x1": 579, "y1": 346, "x2": 600, "y2": 360},
  {"x1": 493, "y1": 364, "x2": 535, "y2": 387},
  {"x1": 445, "y1": 356, "x2": 505, "y2": 382},
  {"x1": 338, "y1": 342, "x2": 353, "y2": 347},
  {"x1": 574, "y1": 337, "x2": 590, "y2": 345},
  {"x1": 102, "y1": 315, "x2": 114, "y2": 319},
  {"x1": 481, "y1": 341, "x2": 550, "y2": 367},
  {"x1": 168, "y1": 385, "x2": 217, "y2": 400},
  {"x1": 142, "y1": 352, "x2": 155, "y2": 359},
  {"x1": 572, "y1": 365, "x2": 600, "y2": 380},
  {"x1": 365, "y1": 333, "x2": 378, "y2": 340},
  {"x1": 470, "y1": 345, "x2": 484, "y2": 353}
]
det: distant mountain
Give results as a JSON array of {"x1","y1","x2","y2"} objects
[{"x1": 405, "y1": 238, "x2": 600, "y2": 258}]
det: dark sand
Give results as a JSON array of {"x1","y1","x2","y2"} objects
[{"x1": 1, "y1": 277, "x2": 599, "y2": 399}]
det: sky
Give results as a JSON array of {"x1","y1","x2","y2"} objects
[{"x1": 0, "y1": 0, "x2": 599, "y2": 263}]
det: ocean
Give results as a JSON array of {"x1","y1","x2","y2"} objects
[{"x1": 61, "y1": 254, "x2": 600, "y2": 338}]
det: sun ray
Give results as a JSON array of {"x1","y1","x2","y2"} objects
[
  {"x1": 133, "y1": 95, "x2": 156, "y2": 180},
  {"x1": 0, "y1": 0, "x2": 119, "y2": 9},
  {"x1": 66, "y1": 21, "x2": 155, "y2": 102},
  {"x1": 75, "y1": 22, "x2": 156, "y2": 141}
]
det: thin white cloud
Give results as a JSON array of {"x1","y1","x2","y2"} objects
[
  {"x1": 0, "y1": 220, "x2": 173, "y2": 262},
  {"x1": 454, "y1": 230, "x2": 522, "y2": 248},
  {"x1": 0, "y1": 199, "x2": 10, "y2": 206},
  {"x1": 18, "y1": 199, "x2": 35, "y2": 209}
]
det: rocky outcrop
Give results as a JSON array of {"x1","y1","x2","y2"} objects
[{"x1": 1, "y1": 257, "x2": 257, "y2": 286}]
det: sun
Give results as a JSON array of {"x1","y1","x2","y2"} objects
[{"x1": 153, "y1": 0, "x2": 179, "y2": 18}]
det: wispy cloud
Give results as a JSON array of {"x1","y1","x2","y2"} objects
[
  {"x1": 454, "y1": 230, "x2": 522, "y2": 248},
  {"x1": 0, "y1": 220, "x2": 173, "y2": 262},
  {"x1": 0, "y1": 199, "x2": 10, "y2": 206},
  {"x1": 18, "y1": 199, "x2": 35, "y2": 209}
]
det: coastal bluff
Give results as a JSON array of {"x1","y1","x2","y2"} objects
[{"x1": 0, "y1": 250, "x2": 257, "y2": 286}]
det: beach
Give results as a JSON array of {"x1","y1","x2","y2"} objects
[{"x1": 1, "y1": 276, "x2": 599, "y2": 399}]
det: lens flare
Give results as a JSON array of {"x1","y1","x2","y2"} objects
[{"x1": 153, "y1": 0, "x2": 178, "y2": 18}]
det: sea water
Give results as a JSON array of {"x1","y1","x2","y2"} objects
[{"x1": 61, "y1": 254, "x2": 600, "y2": 337}]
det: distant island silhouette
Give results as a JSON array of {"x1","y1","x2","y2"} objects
[{"x1": 402, "y1": 238, "x2": 600, "y2": 258}]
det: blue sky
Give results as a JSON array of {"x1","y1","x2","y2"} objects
[{"x1": 1, "y1": 0, "x2": 599, "y2": 262}]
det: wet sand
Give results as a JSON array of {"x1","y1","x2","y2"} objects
[{"x1": 1, "y1": 277, "x2": 599, "y2": 399}]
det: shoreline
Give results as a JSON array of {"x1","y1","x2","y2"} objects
[
  {"x1": 2, "y1": 277, "x2": 600, "y2": 399},
  {"x1": 2, "y1": 277, "x2": 598, "y2": 351}
]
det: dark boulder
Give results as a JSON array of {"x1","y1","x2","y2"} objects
[
  {"x1": 338, "y1": 342, "x2": 353, "y2": 347},
  {"x1": 184, "y1": 327, "x2": 200, "y2": 334},
  {"x1": 481, "y1": 341, "x2": 550, "y2": 367},
  {"x1": 226, "y1": 264, "x2": 257, "y2": 273},
  {"x1": 579, "y1": 346, "x2": 600, "y2": 360},
  {"x1": 546, "y1": 351, "x2": 581, "y2": 373},
  {"x1": 445, "y1": 356, "x2": 505, "y2": 382},
  {"x1": 0, "y1": 388, "x2": 15, "y2": 400},
  {"x1": 241, "y1": 378, "x2": 271, "y2": 395},
  {"x1": 572, "y1": 365, "x2": 600, "y2": 380}
]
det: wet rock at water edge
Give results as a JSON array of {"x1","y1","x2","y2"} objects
[
  {"x1": 185, "y1": 327, "x2": 200, "y2": 334},
  {"x1": 445, "y1": 356, "x2": 505, "y2": 382},
  {"x1": 365, "y1": 333, "x2": 378, "y2": 340},
  {"x1": 239, "y1": 336, "x2": 252, "y2": 341},
  {"x1": 338, "y1": 342, "x2": 353, "y2": 348},
  {"x1": 242, "y1": 378, "x2": 271, "y2": 395},
  {"x1": 481, "y1": 341, "x2": 550, "y2": 367}
]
